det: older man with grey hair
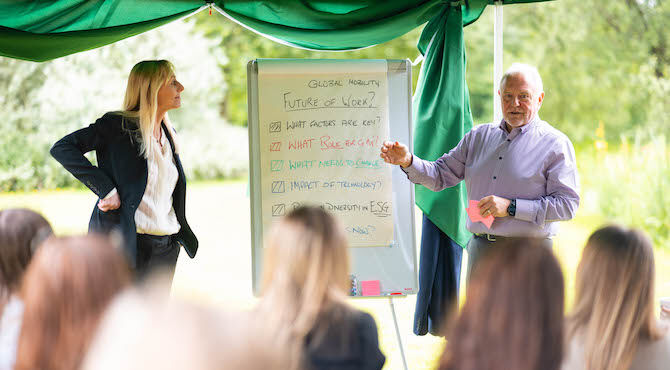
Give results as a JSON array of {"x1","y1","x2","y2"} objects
[{"x1": 381, "y1": 63, "x2": 580, "y2": 278}]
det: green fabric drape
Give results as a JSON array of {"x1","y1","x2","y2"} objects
[
  {"x1": 0, "y1": 12, "x2": 196, "y2": 62},
  {"x1": 0, "y1": 0, "x2": 450, "y2": 61},
  {"x1": 0, "y1": 0, "x2": 203, "y2": 61},
  {"x1": 413, "y1": 4, "x2": 473, "y2": 248},
  {"x1": 0, "y1": 0, "x2": 501, "y2": 62},
  {"x1": 216, "y1": 0, "x2": 444, "y2": 50},
  {"x1": 0, "y1": 0, "x2": 549, "y2": 62}
]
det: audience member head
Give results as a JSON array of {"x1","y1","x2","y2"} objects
[
  {"x1": 0, "y1": 208, "x2": 52, "y2": 301},
  {"x1": 83, "y1": 286, "x2": 285, "y2": 370},
  {"x1": 259, "y1": 205, "x2": 351, "y2": 369},
  {"x1": 439, "y1": 238, "x2": 565, "y2": 370},
  {"x1": 567, "y1": 225, "x2": 663, "y2": 370},
  {"x1": 15, "y1": 235, "x2": 131, "y2": 370}
]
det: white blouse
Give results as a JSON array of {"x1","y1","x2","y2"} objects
[{"x1": 134, "y1": 127, "x2": 180, "y2": 236}]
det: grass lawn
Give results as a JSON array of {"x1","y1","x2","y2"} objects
[{"x1": 2, "y1": 180, "x2": 669, "y2": 370}]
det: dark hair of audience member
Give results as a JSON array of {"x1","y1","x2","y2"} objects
[
  {"x1": 0, "y1": 208, "x2": 53, "y2": 308},
  {"x1": 566, "y1": 225, "x2": 664, "y2": 370},
  {"x1": 14, "y1": 235, "x2": 131, "y2": 370},
  {"x1": 439, "y1": 238, "x2": 565, "y2": 370}
]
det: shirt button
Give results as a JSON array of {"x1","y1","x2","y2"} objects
[
  {"x1": 507, "y1": 139, "x2": 511, "y2": 142},
  {"x1": 499, "y1": 157, "x2": 502, "y2": 160},
  {"x1": 493, "y1": 176, "x2": 497, "y2": 180}
]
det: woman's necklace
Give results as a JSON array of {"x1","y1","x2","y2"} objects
[{"x1": 154, "y1": 127, "x2": 163, "y2": 150}]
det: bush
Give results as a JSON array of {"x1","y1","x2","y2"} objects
[
  {"x1": 179, "y1": 119, "x2": 248, "y2": 180},
  {"x1": 578, "y1": 133, "x2": 670, "y2": 249},
  {"x1": 1, "y1": 18, "x2": 247, "y2": 191}
]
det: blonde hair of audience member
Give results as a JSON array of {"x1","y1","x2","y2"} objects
[
  {"x1": 83, "y1": 284, "x2": 284, "y2": 370},
  {"x1": 439, "y1": 238, "x2": 565, "y2": 370},
  {"x1": 566, "y1": 225, "x2": 665, "y2": 370},
  {"x1": 120, "y1": 59, "x2": 180, "y2": 158},
  {"x1": 14, "y1": 235, "x2": 131, "y2": 370},
  {"x1": 258, "y1": 206, "x2": 351, "y2": 370},
  {"x1": 0, "y1": 209, "x2": 52, "y2": 308}
]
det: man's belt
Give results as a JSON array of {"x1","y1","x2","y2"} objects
[
  {"x1": 473, "y1": 233, "x2": 552, "y2": 243},
  {"x1": 473, "y1": 233, "x2": 505, "y2": 242}
]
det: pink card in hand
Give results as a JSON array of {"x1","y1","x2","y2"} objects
[
  {"x1": 466, "y1": 200, "x2": 495, "y2": 229},
  {"x1": 361, "y1": 280, "x2": 381, "y2": 296}
]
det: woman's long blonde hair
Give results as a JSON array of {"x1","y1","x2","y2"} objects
[
  {"x1": 257, "y1": 206, "x2": 351, "y2": 370},
  {"x1": 121, "y1": 60, "x2": 179, "y2": 158},
  {"x1": 567, "y1": 225, "x2": 664, "y2": 370}
]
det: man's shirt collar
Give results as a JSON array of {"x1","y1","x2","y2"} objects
[{"x1": 499, "y1": 115, "x2": 541, "y2": 136}]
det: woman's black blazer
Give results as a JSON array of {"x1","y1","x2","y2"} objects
[{"x1": 50, "y1": 112, "x2": 198, "y2": 267}]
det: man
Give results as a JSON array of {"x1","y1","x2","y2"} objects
[{"x1": 380, "y1": 63, "x2": 580, "y2": 278}]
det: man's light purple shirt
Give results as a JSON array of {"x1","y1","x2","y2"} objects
[{"x1": 403, "y1": 116, "x2": 580, "y2": 238}]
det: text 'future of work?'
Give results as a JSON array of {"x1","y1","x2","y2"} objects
[{"x1": 257, "y1": 60, "x2": 394, "y2": 247}]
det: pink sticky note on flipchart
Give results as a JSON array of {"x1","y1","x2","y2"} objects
[
  {"x1": 361, "y1": 280, "x2": 381, "y2": 296},
  {"x1": 466, "y1": 200, "x2": 495, "y2": 229}
]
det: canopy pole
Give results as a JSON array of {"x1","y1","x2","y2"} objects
[{"x1": 493, "y1": 1, "x2": 503, "y2": 123}]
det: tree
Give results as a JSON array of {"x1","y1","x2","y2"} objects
[
  {"x1": 192, "y1": 11, "x2": 424, "y2": 127},
  {"x1": 473, "y1": 0, "x2": 670, "y2": 143},
  {"x1": 0, "y1": 19, "x2": 243, "y2": 191}
]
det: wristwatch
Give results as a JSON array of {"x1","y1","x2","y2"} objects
[{"x1": 507, "y1": 199, "x2": 517, "y2": 217}]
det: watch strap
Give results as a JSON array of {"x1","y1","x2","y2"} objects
[{"x1": 507, "y1": 199, "x2": 517, "y2": 217}]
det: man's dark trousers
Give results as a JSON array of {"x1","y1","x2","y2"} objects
[{"x1": 413, "y1": 214, "x2": 463, "y2": 336}]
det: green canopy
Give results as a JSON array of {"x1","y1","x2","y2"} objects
[
  {"x1": 0, "y1": 0, "x2": 493, "y2": 62},
  {"x1": 0, "y1": 0, "x2": 550, "y2": 247}
]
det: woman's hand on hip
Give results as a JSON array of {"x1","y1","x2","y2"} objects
[{"x1": 98, "y1": 193, "x2": 121, "y2": 212}]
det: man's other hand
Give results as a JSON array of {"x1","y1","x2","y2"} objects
[{"x1": 478, "y1": 195, "x2": 511, "y2": 218}]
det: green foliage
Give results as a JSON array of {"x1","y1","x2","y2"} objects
[
  {"x1": 0, "y1": 20, "x2": 247, "y2": 191},
  {"x1": 191, "y1": 11, "x2": 424, "y2": 127},
  {"x1": 0, "y1": 59, "x2": 74, "y2": 190},
  {"x1": 578, "y1": 134, "x2": 670, "y2": 249},
  {"x1": 190, "y1": 1, "x2": 670, "y2": 142},
  {"x1": 463, "y1": 0, "x2": 670, "y2": 142}
]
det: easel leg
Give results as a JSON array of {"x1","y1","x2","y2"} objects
[{"x1": 389, "y1": 297, "x2": 409, "y2": 370}]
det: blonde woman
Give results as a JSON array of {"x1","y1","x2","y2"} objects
[
  {"x1": 256, "y1": 206, "x2": 385, "y2": 370},
  {"x1": 562, "y1": 225, "x2": 670, "y2": 370},
  {"x1": 50, "y1": 60, "x2": 198, "y2": 282}
]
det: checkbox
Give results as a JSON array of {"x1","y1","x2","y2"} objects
[
  {"x1": 272, "y1": 204, "x2": 285, "y2": 216},
  {"x1": 270, "y1": 160, "x2": 284, "y2": 172},
  {"x1": 270, "y1": 142, "x2": 281, "y2": 151},
  {"x1": 271, "y1": 181, "x2": 285, "y2": 193},
  {"x1": 269, "y1": 121, "x2": 281, "y2": 133}
]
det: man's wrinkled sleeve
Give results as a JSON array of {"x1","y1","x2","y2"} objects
[
  {"x1": 401, "y1": 133, "x2": 471, "y2": 192},
  {"x1": 515, "y1": 138, "x2": 580, "y2": 226}
]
